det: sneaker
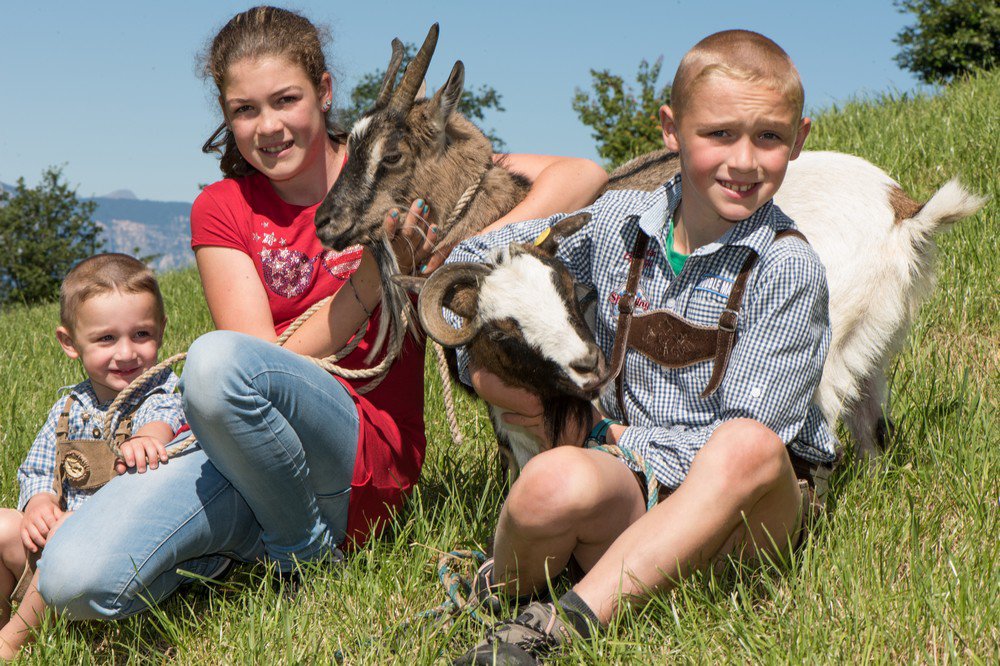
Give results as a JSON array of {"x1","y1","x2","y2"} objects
[
  {"x1": 468, "y1": 557, "x2": 550, "y2": 618},
  {"x1": 468, "y1": 557, "x2": 506, "y2": 616},
  {"x1": 452, "y1": 601, "x2": 578, "y2": 665},
  {"x1": 205, "y1": 555, "x2": 238, "y2": 582}
]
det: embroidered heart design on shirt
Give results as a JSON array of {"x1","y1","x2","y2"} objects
[
  {"x1": 261, "y1": 248, "x2": 314, "y2": 298},
  {"x1": 321, "y1": 246, "x2": 363, "y2": 280}
]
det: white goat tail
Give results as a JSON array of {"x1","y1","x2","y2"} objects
[{"x1": 907, "y1": 179, "x2": 988, "y2": 236}]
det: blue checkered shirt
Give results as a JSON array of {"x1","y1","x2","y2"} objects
[
  {"x1": 450, "y1": 175, "x2": 840, "y2": 489},
  {"x1": 17, "y1": 368, "x2": 184, "y2": 511}
]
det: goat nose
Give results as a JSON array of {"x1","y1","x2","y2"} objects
[{"x1": 570, "y1": 347, "x2": 601, "y2": 375}]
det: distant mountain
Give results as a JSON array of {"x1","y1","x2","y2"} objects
[
  {"x1": 1, "y1": 180, "x2": 195, "y2": 272},
  {"x1": 101, "y1": 189, "x2": 139, "y2": 200},
  {"x1": 88, "y1": 196, "x2": 194, "y2": 272}
]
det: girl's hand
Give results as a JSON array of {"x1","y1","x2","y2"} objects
[
  {"x1": 116, "y1": 436, "x2": 169, "y2": 475},
  {"x1": 20, "y1": 494, "x2": 63, "y2": 552},
  {"x1": 385, "y1": 198, "x2": 446, "y2": 275},
  {"x1": 470, "y1": 364, "x2": 551, "y2": 447},
  {"x1": 471, "y1": 364, "x2": 604, "y2": 448}
]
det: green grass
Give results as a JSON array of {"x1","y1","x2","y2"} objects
[{"x1": 2, "y1": 70, "x2": 998, "y2": 663}]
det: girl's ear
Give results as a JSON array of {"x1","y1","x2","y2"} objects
[
  {"x1": 217, "y1": 95, "x2": 230, "y2": 126},
  {"x1": 659, "y1": 104, "x2": 680, "y2": 152},
  {"x1": 56, "y1": 326, "x2": 80, "y2": 360},
  {"x1": 320, "y1": 72, "x2": 333, "y2": 104}
]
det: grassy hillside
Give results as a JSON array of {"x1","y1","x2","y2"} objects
[{"x1": 1, "y1": 70, "x2": 996, "y2": 663}]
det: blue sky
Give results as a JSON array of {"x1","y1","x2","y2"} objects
[{"x1": 0, "y1": 1, "x2": 926, "y2": 203}]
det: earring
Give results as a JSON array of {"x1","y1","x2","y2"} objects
[{"x1": 322, "y1": 99, "x2": 332, "y2": 112}]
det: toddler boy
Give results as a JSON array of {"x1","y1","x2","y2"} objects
[
  {"x1": 0, "y1": 253, "x2": 184, "y2": 658},
  {"x1": 452, "y1": 30, "x2": 839, "y2": 664}
]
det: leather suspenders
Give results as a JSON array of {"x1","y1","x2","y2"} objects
[{"x1": 609, "y1": 228, "x2": 808, "y2": 423}]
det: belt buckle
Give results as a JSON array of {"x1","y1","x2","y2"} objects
[{"x1": 718, "y1": 308, "x2": 739, "y2": 332}]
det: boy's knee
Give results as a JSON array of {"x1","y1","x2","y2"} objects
[
  {"x1": 708, "y1": 419, "x2": 789, "y2": 492},
  {"x1": 0, "y1": 509, "x2": 23, "y2": 562},
  {"x1": 506, "y1": 448, "x2": 603, "y2": 530},
  {"x1": 0, "y1": 508, "x2": 21, "y2": 539}
]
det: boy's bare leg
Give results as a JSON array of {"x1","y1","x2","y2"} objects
[
  {"x1": 493, "y1": 445, "x2": 647, "y2": 596},
  {"x1": 572, "y1": 418, "x2": 803, "y2": 622},
  {"x1": 0, "y1": 509, "x2": 70, "y2": 659},
  {"x1": 1, "y1": 508, "x2": 28, "y2": 658},
  {"x1": 0, "y1": 571, "x2": 46, "y2": 659}
]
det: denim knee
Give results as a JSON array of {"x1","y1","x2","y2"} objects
[
  {"x1": 37, "y1": 536, "x2": 130, "y2": 620},
  {"x1": 182, "y1": 330, "x2": 256, "y2": 421}
]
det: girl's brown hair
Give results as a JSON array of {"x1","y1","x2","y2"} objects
[{"x1": 199, "y1": 5, "x2": 347, "y2": 178}]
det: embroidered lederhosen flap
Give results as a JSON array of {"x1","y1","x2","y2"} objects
[
  {"x1": 611, "y1": 228, "x2": 808, "y2": 416},
  {"x1": 52, "y1": 395, "x2": 134, "y2": 498},
  {"x1": 628, "y1": 308, "x2": 723, "y2": 368}
]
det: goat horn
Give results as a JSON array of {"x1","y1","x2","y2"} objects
[
  {"x1": 391, "y1": 23, "x2": 439, "y2": 113},
  {"x1": 375, "y1": 38, "x2": 405, "y2": 108},
  {"x1": 416, "y1": 262, "x2": 489, "y2": 348}
]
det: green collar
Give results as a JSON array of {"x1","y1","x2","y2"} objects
[{"x1": 664, "y1": 216, "x2": 689, "y2": 276}]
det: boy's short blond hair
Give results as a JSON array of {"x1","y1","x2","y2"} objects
[
  {"x1": 59, "y1": 254, "x2": 165, "y2": 332},
  {"x1": 670, "y1": 30, "x2": 804, "y2": 122}
]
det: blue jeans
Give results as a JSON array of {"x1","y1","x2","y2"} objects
[{"x1": 38, "y1": 331, "x2": 360, "y2": 619}]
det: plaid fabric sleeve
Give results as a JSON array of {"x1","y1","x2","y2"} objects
[
  {"x1": 130, "y1": 373, "x2": 185, "y2": 435},
  {"x1": 17, "y1": 399, "x2": 65, "y2": 510},
  {"x1": 619, "y1": 247, "x2": 831, "y2": 489}
]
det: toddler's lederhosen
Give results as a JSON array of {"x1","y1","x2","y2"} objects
[
  {"x1": 10, "y1": 395, "x2": 134, "y2": 603},
  {"x1": 607, "y1": 227, "x2": 833, "y2": 542}
]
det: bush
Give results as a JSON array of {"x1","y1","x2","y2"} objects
[
  {"x1": 894, "y1": 0, "x2": 1000, "y2": 84},
  {"x1": 0, "y1": 166, "x2": 102, "y2": 305}
]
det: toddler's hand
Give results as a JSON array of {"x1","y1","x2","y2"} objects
[
  {"x1": 20, "y1": 494, "x2": 63, "y2": 552},
  {"x1": 116, "y1": 436, "x2": 169, "y2": 475}
]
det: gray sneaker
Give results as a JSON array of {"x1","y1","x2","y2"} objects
[{"x1": 452, "y1": 601, "x2": 578, "y2": 665}]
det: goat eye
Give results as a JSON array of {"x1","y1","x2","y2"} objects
[{"x1": 382, "y1": 152, "x2": 402, "y2": 165}]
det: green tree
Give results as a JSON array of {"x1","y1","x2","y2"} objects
[
  {"x1": 0, "y1": 167, "x2": 102, "y2": 305},
  {"x1": 572, "y1": 57, "x2": 671, "y2": 168},
  {"x1": 340, "y1": 42, "x2": 507, "y2": 150},
  {"x1": 894, "y1": 0, "x2": 1000, "y2": 84}
]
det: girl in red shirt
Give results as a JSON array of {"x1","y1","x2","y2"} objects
[{"x1": 37, "y1": 6, "x2": 607, "y2": 619}]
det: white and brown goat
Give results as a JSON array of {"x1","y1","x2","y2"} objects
[
  {"x1": 396, "y1": 213, "x2": 601, "y2": 480},
  {"x1": 315, "y1": 24, "x2": 986, "y2": 460}
]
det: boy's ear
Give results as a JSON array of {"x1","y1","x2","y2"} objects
[
  {"x1": 790, "y1": 116, "x2": 812, "y2": 160},
  {"x1": 659, "y1": 104, "x2": 680, "y2": 152},
  {"x1": 56, "y1": 326, "x2": 80, "y2": 360}
]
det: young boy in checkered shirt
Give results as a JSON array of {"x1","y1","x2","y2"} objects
[
  {"x1": 0, "y1": 254, "x2": 183, "y2": 659},
  {"x1": 451, "y1": 30, "x2": 839, "y2": 665}
]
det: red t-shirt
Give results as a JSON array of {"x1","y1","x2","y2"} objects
[{"x1": 191, "y1": 172, "x2": 426, "y2": 548}]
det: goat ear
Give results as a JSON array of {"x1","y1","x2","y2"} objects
[
  {"x1": 535, "y1": 212, "x2": 592, "y2": 256},
  {"x1": 442, "y1": 282, "x2": 478, "y2": 320},
  {"x1": 433, "y1": 61, "x2": 465, "y2": 123},
  {"x1": 391, "y1": 274, "x2": 426, "y2": 294}
]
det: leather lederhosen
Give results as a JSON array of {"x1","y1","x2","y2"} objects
[
  {"x1": 10, "y1": 396, "x2": 136, "y2": 604},
  {"x1": 606, "y1": 227, "x2": 831, "y2": 520},
  {"x1": 51, "y1": 394, "x2": 136, "y2": 508}
]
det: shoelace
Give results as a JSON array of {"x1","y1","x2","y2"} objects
[{"x1": 486, "y1": 610, "x2": 563, "y2": 652}]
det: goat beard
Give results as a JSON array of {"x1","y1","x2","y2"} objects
[
  {"x1": 544, "y1": 395, "x2": 596, "y2": 448},
  {"x1": 365, "y1": 235, "x2": 421, "y2": 365}
]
